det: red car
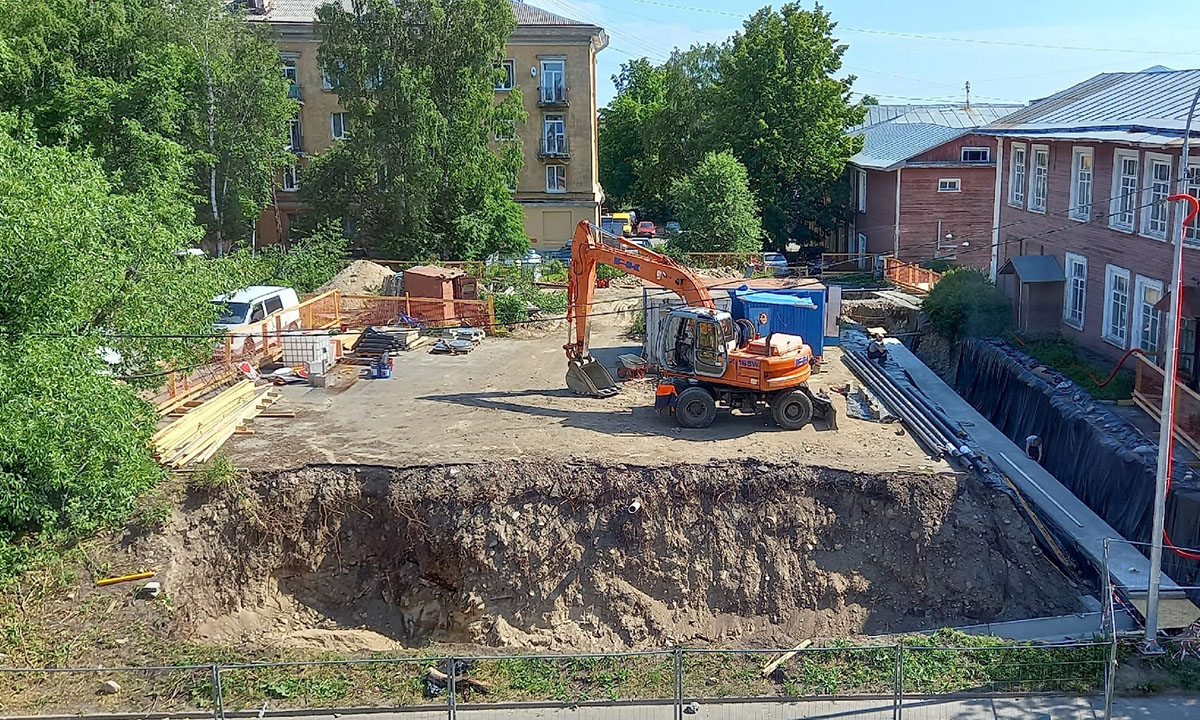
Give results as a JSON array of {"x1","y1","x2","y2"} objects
[{"x1": 636, "y1": 220, "x2": 657, "y2": 237}]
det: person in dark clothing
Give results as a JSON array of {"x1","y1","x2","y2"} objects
[{"x1": 866, "y1": 331, "x2": 888, "y2": 363}]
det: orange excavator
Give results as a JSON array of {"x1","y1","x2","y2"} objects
[{"x1": 564, "y1": 220, "x2": 834, "y2": 430}]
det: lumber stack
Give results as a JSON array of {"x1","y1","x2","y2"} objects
[{"x1": 152, "y1": 380, "x2": 279, "y2": 467}]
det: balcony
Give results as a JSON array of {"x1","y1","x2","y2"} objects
[
  {"x1": 539, "y1": 135, "x2": 569, "y2": 159},
  {"x1": 538, "y1": 84, "x2": 568, "y2": 107},
  {"x1": 288, "y1": 83, "x2": 302, "y2": 101}
]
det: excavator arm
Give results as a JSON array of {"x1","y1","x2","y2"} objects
[{"x1": 564, "y1": 220, "x2": 714, "y2": 396}]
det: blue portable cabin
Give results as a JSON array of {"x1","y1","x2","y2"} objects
[{"x1": 728, "y1": 287, "x2": 826, "y2": 358}]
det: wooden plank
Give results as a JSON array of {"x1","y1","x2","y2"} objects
[
  {"x1": 167, "y1": 389, "x2": 273, "y2": 466},
  {"x1": 152, "y1": 381, "x2": 255, "y2": 446},
  {"x1": 1132, "y1": 391, "x2": 1200, "y2": 457},
  {"x1": 761, "y1": 640, "x2": 812, "y2": 677}
]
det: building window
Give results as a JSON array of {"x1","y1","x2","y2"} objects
[
  {"x1": 1102, "y1": 264, "x2": 1131, "y2": 347},
  {"x1": 961, "y1": 147, "x2": 990, "y2": 163},
  {"x1": 1187, "y1": 160, "x2": 1200, "y2": 245},
  {"x1": 1069, "y1": 147, "x2": 1094, "y2": 221},
  {"x1": 937, "y1": 178, "x2": 961, "y2": 193},
  {"x1": 282, "y1": 58, "x2": 298, "y2": 83},
  {"x1": 1009, "y1": 142, "x2": 1026, "y2": 207},
  {"x1": 1143, "y1": 153, "x2": 1172, "y2": 239},
  {"x1": 855, "y1": 169, "x2": 867, "y2": 212},
  {"x1": 495, "y1": 59, "x2": 515, "y2": 91},
  {"x1": 543, "y1": 113, "x2": 566, "y2": 155},
  {"x1": 495, "y1": 118, "x2": 515, "y2": 142},
  {"x1": 331, "y1": 112, "x2": 350, "y2": 141},
  {"x1": 540, "y1": 59, "x2": 565, "y2": 104},
  {"x1": 287, "y1": 114, "x2": 302, "y2": 153},
  {"x1": 282, "y1": 165, "x2": 298, "y2": 192},
  {"x1": 1135, "y1": 275, "x2": 1164, "y2": 354},
  {"x1": 322, "y1": 61, "x2": 346, "y2": 91},
  {"x1": 1064, "y1": 252, "x2": 1087, "y2": 331},
  {"x1": 1030, "y1": 145, "x2": 1048, "y2": 213},
  {"x1": 546, "y1": 164, "x2": 566, "y2": 193},
  {"x1": 1110, "y1": 150, "x2": 1139, "y2": 232}
]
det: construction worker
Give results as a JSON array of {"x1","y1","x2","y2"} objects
[
  {"x1": 1026, "y1": 435, "x2": 1044, "y2": 464},
  {"x1": 866, "y1": 330, "x2": 888, "y2": 364}
]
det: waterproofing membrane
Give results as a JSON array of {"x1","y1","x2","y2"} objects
[{"x1": 954, "y1": 339, "x2": 1200, "y2": 588}]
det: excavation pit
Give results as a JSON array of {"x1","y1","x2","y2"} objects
[{"x1": 156, "y1": 460, "x2": 1084, "y2": 652}]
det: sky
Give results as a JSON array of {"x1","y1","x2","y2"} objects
[{"x1": 529, "y1": 0, "x2": 1200, "y2": 108}]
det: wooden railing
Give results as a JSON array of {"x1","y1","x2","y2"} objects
[
  {"x1": 1133, "y1": 353, "x2": 1200, "y2": 455},
  {"x1": 884, "y1": 257, "x2": 942, "y2": 294}
]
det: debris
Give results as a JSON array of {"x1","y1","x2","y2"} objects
[
  {"x1": 96, "y1": 571, "x2": 156, "y2": 587},
  {"x1": 114, "y1": 638, "x2": 128, "y2": 646},
  {"x1": 99, "y1": 680, "x2": 122, "y2": 695},
  {"x1": 137, "y1": 581, "x2": 162, "y2": 599},
  {"x1": 683, "y1": 701, "x2": 701, "y2": 714},
  {"x1": 761, "y1": 639, "x2": 812, "y2": 677},
  {"x1": 425, "y1": 665, "x2": 492, "y2": 693}
]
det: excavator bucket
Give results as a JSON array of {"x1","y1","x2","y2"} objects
[{"x1": 566, "y1": 356, "x2": 620, "y2": 397}]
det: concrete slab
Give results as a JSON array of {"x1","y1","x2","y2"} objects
[
  {"x1": 954, "y1": 611, "x2": 1136, "y2": 642},
  {"x1": 883, "y1": 339, "x2": 1184, "y2": 600}
]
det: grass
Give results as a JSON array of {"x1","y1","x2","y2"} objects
[{"x1": 1014, "y1": 336, "x2": 1135, "y2": 401}]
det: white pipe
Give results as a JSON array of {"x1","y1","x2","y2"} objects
[{"x1": 628, "y1": 498, "x2": 642, "y2": 514}]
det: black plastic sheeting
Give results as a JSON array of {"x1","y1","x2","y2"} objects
[{"x1": 955, "y1": 339, "x2": 1200, "y2": 590}]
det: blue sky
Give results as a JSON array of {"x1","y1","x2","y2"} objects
[{"x1": 532, "y1": 0, "x2": 1200, "y2": 107}]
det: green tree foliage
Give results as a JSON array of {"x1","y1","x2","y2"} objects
[
  {"x1": 597, "y1": 3, "x2": 864, "y2": 247},
  {"x1": 0, "y1": 131, "x2": 252, "y2": 576},
  {"x1": 254, "y1": 221, "x2": 350, "y2": 293},
  {"x1": 669, "y1": 151, "x2": 762, "y2": 253},
  {"x1": 303, "y1": 0, "x2": 527, "y2": 259},
  {"x1": 921, "y1": 268, "x2": 1012, "y2": 340},
  {"x1": 0, "y1": 0, "x2": 293, "y2": 250}
]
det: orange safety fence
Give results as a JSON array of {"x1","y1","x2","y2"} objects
[
  {"x1": 884, "y1": 257, "x2": 942, "y2": 294},
  {"x1": 1133, "y1": 353, "x2": 1200, "y2": 456},
  {"x1": 338, "y1": 294, "x2": 495, "y2": 330}
]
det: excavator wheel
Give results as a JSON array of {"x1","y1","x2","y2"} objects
[
  {"x1": 675, "y1": 387, "x2": 717, "y2": 429},
  {"x1": 771, "y1": 389, "x2": 814, "y2": 430}
]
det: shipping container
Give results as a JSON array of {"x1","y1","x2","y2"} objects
[
  {"x1": 729, "y1": 288, "x2": 826, "y2": 358},
  {"x1": 403, "y1": 265, "x2": 463, "y2": 322}
]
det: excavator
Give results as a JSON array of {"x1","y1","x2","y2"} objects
[{"x1": 563, "y1": 220, "x2": 835, "y2": 430}]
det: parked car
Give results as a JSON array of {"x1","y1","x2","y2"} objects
[
  {"x1": 763, "y1": 252, "x2": 790, "y2": 277},
  {"x1": 663, "y1": 221, "x2": 681, "y2": 234},
  {"x1": 213, "y1": 285, "x2": 301, "y2": 355},
  {"x1": 636, "y1": 221, "x2": 657, "y2": 238}
]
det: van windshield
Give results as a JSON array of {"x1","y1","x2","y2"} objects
[{"x1": 213, "y1": 301, "x2": 250, "y2": 325}]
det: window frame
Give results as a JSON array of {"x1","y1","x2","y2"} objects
[
  {"x1": 1068, "y1": 146, "x2": 1094, "y2": 222},
  {"x1": 287, "y1": 113, "x2": 302, "y2": 153},
  {"x1": 1008, "y1": 142, "x2": 1026, "y2": 208},
  {"x1": 495, "y1": 59, "x2": 516, "y2": 91},
  {"x1": 1134, "y1": 274, "x2": 1164, "y2": 354},
  {"x1": 1109, "y1": 149, "x2": 1140, "y2": 232},
  {"x1": 321, "y1": 61, "x2": 346, "y2": 91},
  {"x1": 961, "y1": 146, "x2": 991, "y2": 163},
  {"x1": 1102, "y1": 263, "x2": 1131, "y2": 348},
  {"x1": 1064, "y1": 252, "x2": 1088, "y2": 331},
  {"x1": 330, "y1": 112, "x2": 350, "y2": 141},
  {"x1": 1186, "y1": 158, "x2": 1200, "y2": 245},
  {"x1": 281, "y1": 57, "x2": 299, "y2": 84},
  {"x1": 546, "y1": 164, "x2": 566, "y2": 194},
  {"x1": 1029, "y1": 144, "x2": 1049, "y2": 213},
  {"x1": 543, "y1": 113, "x2": 566, "y2": 154},
  {"x1": 281, "y1": 164, "x2": 299, "y2": 192},
  {"x1": 855, "y1": 169, "x2": 867, "y2": 212},
  {"x1": 539, "y1": 58, "x2": 565, "y2": 103},
  {"x1": 937, "y1": 177, "x2": 962, "y2": 193},
  {"x1": 1142, "y1": 152, "x2": 1173, "y2": 240}
]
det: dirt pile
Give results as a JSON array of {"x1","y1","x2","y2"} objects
[
  {"x1": 317, "y1": 260, "x2": 395, "y2": 294},
  {"x1": 149, "y1": 461, "x2": 1082, "y2": 652}
]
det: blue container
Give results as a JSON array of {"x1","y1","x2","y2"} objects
[{"x1": 729, "y1": 289, "x2": 826, "y2": 357}]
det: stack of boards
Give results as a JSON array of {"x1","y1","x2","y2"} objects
[{"x1": 153, "y1": 380, "x2": 279, "y2": 467}]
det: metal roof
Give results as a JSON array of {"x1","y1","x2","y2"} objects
[
  {"x1": 987, "y1": 68, "x2": 1200, "y2": 137},
  {"x1": 998, "y1": 256, "x2": 1065, "y2": 284},
  {"x1": 849, "y1": 104, "x2": 1021, "y2": 170},
  {"x1": 249, "y1": 0, "x2": 593, "y2": 26}
]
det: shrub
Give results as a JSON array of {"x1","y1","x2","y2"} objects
[
  {"x1": 669, "y1": 151, "x2": 763, "y2": 253},
  {"x1": 920, "y1": 258, "x2": 955, "y2": 274},
  {"x1": 257, "y1": 221, "x2": 350, "y2": 292},
  {"x1": 921, "y1": 267, "x2": 1011, "y2": 340}
]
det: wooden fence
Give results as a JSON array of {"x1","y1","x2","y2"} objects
[
  {"x1": 883, "y1": 257, "x2": 942, "y2": 294},
  {"x1": 1133, "y1": 353, "x2": 1200, "y2": 456}
]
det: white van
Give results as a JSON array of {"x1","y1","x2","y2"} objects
[{"x1": 213, "y1": 286, "x2": 301, "y2": 354}]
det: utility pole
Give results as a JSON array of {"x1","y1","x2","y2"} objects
[{"x1": 1144, "y1": 83, "x2": 1200, "y2": 651}]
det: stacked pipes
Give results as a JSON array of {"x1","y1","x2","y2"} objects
[{"x1": 842, "y1": 350, "x2": 991, "y2": 475}]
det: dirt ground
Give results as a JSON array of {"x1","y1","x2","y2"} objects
[
  {"x1": 228, "y1": 288, "x2": 948, "y2": 475},
  {"x1": 122, "y1": 460, "x2": 1083, "y2": 655}
]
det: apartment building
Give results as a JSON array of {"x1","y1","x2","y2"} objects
[
  {"x1": 986, "y1": 68, "x2": 1200, "y2": 372},
  {"x1": 248, "y1": 0, "x2": 607, "y2": 252}
]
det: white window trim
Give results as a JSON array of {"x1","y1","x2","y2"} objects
[
  {"x1": 1186, "y1": 158, "x2": 1200, "y2": 246},
  {"x1": 1008, "y1": 142, "x2": 1026, "y2": 208},
  {"x1": 1134, "y1": 275, "x2": 1164, "y2": 353},
  {"x1": 937, "y1": 177, "x2": 962, "y2": 193},
  {"x1": 1109, "y1": 149, "x2": 1140, "y2": 233},
  {"x1": 1064, "y1": 252, "x2": 1087, "y2": 331},
  {"x1": 281, "y1": 165, "x2": 298, "y2": 193},
  {"x1": 855, "y1": 169, "x2": 867, "y2": 212},
  {"x1": 1029, "y1": 144, "x2": 1048, "y2": 214},
  {"x1": 539, "y1": 58, "x2": 565, "y2": 102},
  {"x1": 1068, "y1": 146, "x2": 1094, "y2": 222},
  {"x1": 1141, "y1": 151, "x2": 1173, "y2": 240},
  {"x1": 1102, "y1": 264, "x2": 1131, "y2": 348},
  {"x1": 961, "y1": 146, "x2": 991, "y2": 163},
  {"x1": 546, "y1": 165, "x2": 566, "y2": 194},
  {"x1": 496, "y1": 59, "x2": 516, "y2": 91},
  {"x1": 331, "y1": 112, "x2": 349, "y2": 141}
]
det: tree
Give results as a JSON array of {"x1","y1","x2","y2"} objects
[
  {"x1": 0, "y1": 128, "x2": 254, "y2": 576},
  {"x1": 669, "y1": 151, "x2": 762, "y2": 253},
  {"x1": 303, "y1": 0, "x2": 527, "y2": 259},
  {"x1": 921, "y1": 268, "x2": 1011, "y2": 340}
]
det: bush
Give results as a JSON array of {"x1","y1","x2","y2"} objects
[
  {"x1": 920, "y1": 258, "x2": 955, "y2": 274},
  {"x1": 257, "y1": 221, "x2": 349, "y2": 292},
  {"x1": 669, "y1": 151, "x2": 763, "y2": 253},
  {"x1": 921, "y1": 267, "x2": 1011, "y2": 340}
]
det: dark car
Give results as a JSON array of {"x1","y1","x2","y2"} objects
[{"x1": 636, "y1": 221, "x2": 657, "y2": 237}]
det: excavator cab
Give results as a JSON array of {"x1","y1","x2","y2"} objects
[{"x1": 659, "y1": 308, "x2": 737, "y2": 379}]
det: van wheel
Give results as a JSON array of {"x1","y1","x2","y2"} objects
[
  {"x1": 676, "y1": 387, "x2": 717, "y2": 429},
  {"x1": 771, "y1": 389, "x2": 813, "y2": 430}
]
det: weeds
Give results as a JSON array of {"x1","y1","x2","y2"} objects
[
  {"x1": 1015, "y1": 336, "x2": 1134, "y2": 401},
  {"x1": 188, "y1": 453, "x2": 241, "y2": 492}
]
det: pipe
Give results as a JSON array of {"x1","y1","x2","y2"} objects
[
  {"x1": 96, "y1": 571, "x2": 156, "y2": 587},
  {"x1": 843, "y1": 353, "x2": 951, "y2": 457},
  {"x1": 628, "y1": 498, "x2": 642, "y2": 515},
  {"x1": 845, "y1": 352, "x2": 949, "y2": 448}
]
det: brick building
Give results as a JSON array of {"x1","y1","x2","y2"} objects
[
  {"x1": 986, "y1": 68, "x2": 1200, "y2": 369},
  {"x1": 842, "y1": 104, "x2": 1020, "y2": 271}
]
